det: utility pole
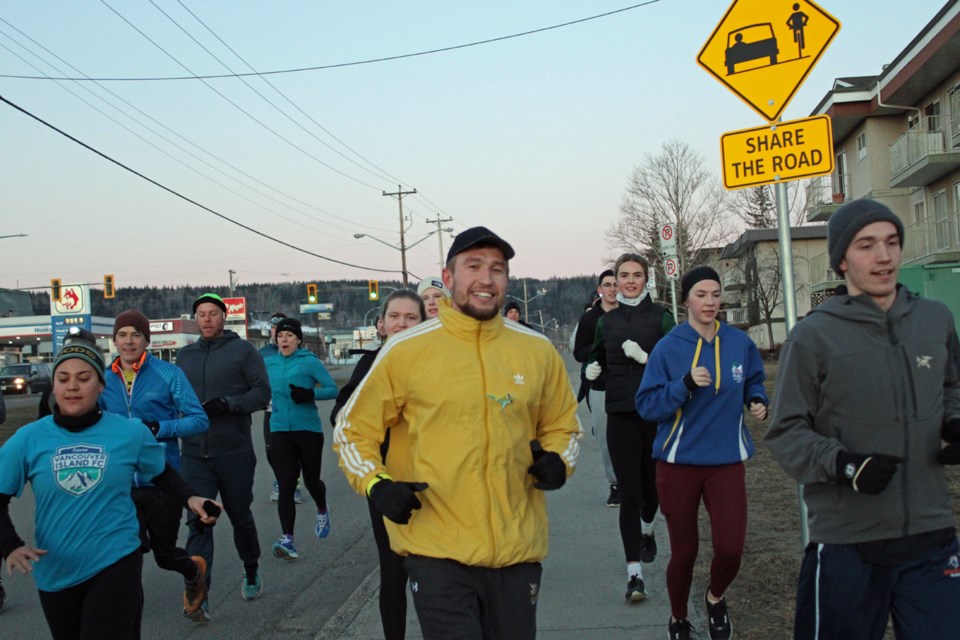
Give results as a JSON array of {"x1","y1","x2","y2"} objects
[
  {"x1": 228, "y1": 270, "x2": 237, "y2": 296},
  {"x1": 382, "y1": 185, "x2": 417, "y2": 287},
  {"x1": 427, "y1": 214, "x2": 454, "y2": 268}
]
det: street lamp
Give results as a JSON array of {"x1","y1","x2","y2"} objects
[
  {"x1": 354, "y1": 230, "x2": 447, "y2": 285},
  {"x1": 507, "y1": 285, "x2": 548, "y2": 324}
]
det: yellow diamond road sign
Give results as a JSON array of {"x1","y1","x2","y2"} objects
[
  {"x1": 697, "y1": 0, "x2": 840, "y2": 122},
  {"x1": 720, "y1": 115, "x2": 834, "y2": 190}
]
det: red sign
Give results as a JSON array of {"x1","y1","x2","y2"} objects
[
  {"x1": 223, "y1": 297, "x2": 246, "y2": 321},
  {"x1": 661, "y1": 225, "x2": 674, "y2": 241}
]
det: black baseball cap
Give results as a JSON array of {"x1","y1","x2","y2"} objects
[{"x1": 446, "y1": 226, "x2": 515, "y2": 263}]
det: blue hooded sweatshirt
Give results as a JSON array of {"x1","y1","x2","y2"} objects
[
  {"x1": 635, "y1": 321, "x2": 767, "y2": 466},
  {"x1": 265, "y1": 347, "x2": 338, "y2": 433}
]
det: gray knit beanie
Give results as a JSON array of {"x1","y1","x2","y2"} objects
[{"x1": 827, "y1": 199, "x2": 904, "y2": 272}]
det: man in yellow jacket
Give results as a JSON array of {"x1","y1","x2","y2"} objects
[{"x1": 334, "y1": 226, "x2": 581, "y2": 640}]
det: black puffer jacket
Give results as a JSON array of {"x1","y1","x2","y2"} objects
[{"x1": 591, "y1": 296, "x2": 673, "y2": 415}]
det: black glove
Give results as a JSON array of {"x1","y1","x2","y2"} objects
[
  {"x1": 142, "y1": 420, "x2": 161, "y2": 437},
  {"x1": 835, "y1": 451, "x2": 903, "y2": 495},
  {"x1": 369, "y1": 479, "x2": 429, "y2": 525},
  {"x1": 528, "y1": 440, "x2": 566, "y2": 491},
  {"x1": 202, "y1": 398, "x2": 229, "y2": 417},
  {"x1": 289, "y1": 384, "x2": 315, "y2": 404},
  {"x1": 937, "y1": 419, "x2": 960, "y2": 464}
]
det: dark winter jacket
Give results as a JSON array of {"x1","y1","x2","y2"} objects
[
  {"x1": 574, "y1": 305, "x2": 607, "y2": 391},
  {"x1": 177, "y1": 330, "x2": 271, "y2": 458},
  {"x1": 590, "y1": 296, "x2": 674, "y2": 415},
  {"x1": 765, "y1": 286, "x2": 960, "y2": 544}
]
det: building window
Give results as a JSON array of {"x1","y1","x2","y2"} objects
[
  {"x1": 908, "y1": 112, "x2": 920, "y2": 131},
  {"x1": 857, "y1": 132, "x2": 867, "y2": 160},
  {"x1": 926, "y1": 101, "x2": 941, "y2": 132},
  {"x1": 933, "y1": 190, "x2": 948, "y2": 250}
]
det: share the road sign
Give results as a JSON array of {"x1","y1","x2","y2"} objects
[
  {"x1": 720, "y1": 115, "x2": 834, "y2": 189},
  {"x1": 697, "y1": 0, "x2": 840, "y2": 122}
]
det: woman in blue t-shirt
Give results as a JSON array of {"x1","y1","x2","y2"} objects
[{"x1": 0, "y1": 330, "x2": 218, "y2": 640}]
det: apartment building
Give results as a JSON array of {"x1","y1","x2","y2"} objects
[
  {"x1": 804, "y1": 0, "x2": 960, "y2": 324},
  {"x1": 716, "y1": 227, "x2": 826, "y2": 350}
]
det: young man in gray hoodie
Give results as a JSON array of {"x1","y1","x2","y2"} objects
[
  {"x1": 765, "y1": 200, "x2": 960, "y2": 639},
  {"x1": 177, "y1": 293, "x2": 272, "y2": 612}
]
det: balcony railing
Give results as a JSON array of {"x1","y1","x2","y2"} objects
[
  {"x1": 890, "y1": 130, "x2": 945, "y2": 177},
  {"x1": 805, "y1": 173, "x2": 851, "y2": 222},
  {"x1": 902, "y1": 211, "x2": 960, "y2": 263},
  {"x1": 809, "y1": 251, "x2": 841, "y2": 287}
]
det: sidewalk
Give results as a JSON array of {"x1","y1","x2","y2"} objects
[{"x1": 318, "y1": 392, "x2": 705, "y2": 640}]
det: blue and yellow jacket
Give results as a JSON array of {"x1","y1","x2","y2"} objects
[
  {"x1": 100, "y1": 351, "x2": 208, "y2": 480},
  {"x1": 636, "y1": 320, "x2": 767, "y2": 465}
]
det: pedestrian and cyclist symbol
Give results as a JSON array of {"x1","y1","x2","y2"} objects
[{"x1": 697, "y1": 0, "x2": 840, "y2": 122}]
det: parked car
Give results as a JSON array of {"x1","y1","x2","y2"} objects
[{"x1": 0, "y1": 362, "x2": 53, "y2": 395}]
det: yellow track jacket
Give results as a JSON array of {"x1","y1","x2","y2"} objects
[{"x1": 334, "y1": 299, "x2": 582, "y2": 568}]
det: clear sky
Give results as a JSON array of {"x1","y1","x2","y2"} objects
[{"x1": 0, "y1": 0, "x2": 948, "y2": 292}]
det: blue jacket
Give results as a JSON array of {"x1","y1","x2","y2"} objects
[
  {"x1": 100, "y1": 352, "x2": 208, "y2": 479},
  {"x1": 636, "y1": 321, "x2": 767, "y2": 466},
  {"x1": 265, "y1": 347, "x2": 337, "y2": 433}
]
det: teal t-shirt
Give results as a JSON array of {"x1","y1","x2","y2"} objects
[{"x1": 0, "y1": 413, "x2": 165, "y2": 592}]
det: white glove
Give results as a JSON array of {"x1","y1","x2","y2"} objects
[
  {"x1": 585, "y1": 362, "x2": 602, "y2": 381},
  {"x1": 622, "y1": 340, "x2": 648, "y2": 364}
]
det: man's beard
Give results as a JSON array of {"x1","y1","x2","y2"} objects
[{"x1": 458, "y1": 299, "x2": 501, "y2": 321}]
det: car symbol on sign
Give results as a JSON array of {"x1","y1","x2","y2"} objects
[{"x1": 725, "y1": 23, "x2": 779, "y2": 75}]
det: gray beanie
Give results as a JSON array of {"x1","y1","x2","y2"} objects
[{"x1": 827, "y1": 199, "x2": 904, "y2": 272}]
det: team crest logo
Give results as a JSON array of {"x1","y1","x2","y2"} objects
[
  {"x1": 945, "y1": 554, "x2": 960, "y2": 578},
  {"x1": 52, "y1": 444, "x2": 108, "y2": 496},
  {"x1": 731, "y1": 362, "x2": 744, "y2": 384}
]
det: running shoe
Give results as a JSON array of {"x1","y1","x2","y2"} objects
[
  {"x1": 183, "y1": 556, "x2": 209, "y2": 622},
  {"x1": 0, "y1": 579, "x2": 6, "y2": 613},
  {"x1": 294, "y1": 486, "x2": 304, "y2": 504},
  {"x1": 705, "y1": 590, "x2": 732, "y2": 640},
  {"x1": 606, "y1": 484, "x2": 621, "y2": 507},
  {"x1": 640, "y1": 533, "x2": 658, "y2": 563},
  {"x1": 272, "y1": 536, "x2": 299, "y2": 561},
  {"x1": 625, "y1": 574, "x2": 646, "y2": 603},
  {"x1": 315, "y1": 508, "x2": 331, "y2": 539},
  {"x1": 241, "y1": 566, "x2": 263, "y2": 600},
  {"x1": 269, "y1": 480, "x2": 279, "y2": 502},
  {"x1": 668, "y1": 617, "x2": 693, "y2": 640}
]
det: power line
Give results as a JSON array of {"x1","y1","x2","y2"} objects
[
  {"x1": 99, "y1": 0, "x2": 386, "y2": 193},
  {"x1": 0, "y1": 20, "x2": 395, "y2": 235},
  {"x1": 0, "y1": 92, "x2": 405, "y2": 275},
  {"x1": 0, "y1": 2, "x2": 660, "y2": 82}
]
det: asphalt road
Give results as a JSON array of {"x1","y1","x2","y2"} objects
[{"x1": 1, "y1": 393, "x2": 380, "y2": 640}]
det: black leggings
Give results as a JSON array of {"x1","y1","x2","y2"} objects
[
  {"x1": 368, "y1": 499, "x2": 409, "y2": 640},
  {"x1": 38, "y1": 550, "x2": 142, "y2": 640},
  {"x1": 269, "y1": 430, "x2": 326, "y2": 534},
  {"x1": 607, "y1": 412, "x2": 659, "y2": 562}
]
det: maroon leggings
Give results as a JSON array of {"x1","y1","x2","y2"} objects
[{"x1": 656, "y1": 461, "x2": 747, "y2": 620}]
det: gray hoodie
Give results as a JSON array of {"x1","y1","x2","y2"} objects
[
  {"x1": 177, "y1": 330, "x2": 271, "y2": 458},
  {"x1": 765, "y1": 286, "x2": 960, "y2": 544}
]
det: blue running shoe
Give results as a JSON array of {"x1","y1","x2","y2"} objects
[
  {"x1": 241, "y1": 567, "x2": 263, "y2": 600},
  {"x1": 316, "y1": 508, "x2": 331, "y2": 539},
  {"x1": 272, "y1": 536, "x2": 299, "y2": 561},
  {"x1": 294, "y1": 486, "x2": 304, "y2": 504}
]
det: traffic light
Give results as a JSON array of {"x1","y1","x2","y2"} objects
[
  {"x1": 307, "y1": 283, "x2": 318, "y2": 303},
  {"x1": 368, "y1": 279, "x2": 379, "y2": 301},
  {"x1": 50, "y1": 278, "x2": 62, "y2": 302},
  {"x1": 104, "y1": 274, "x2": 116, "y2": 299}
]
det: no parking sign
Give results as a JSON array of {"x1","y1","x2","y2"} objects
[{"x1": 664, "y1": 256, "x2": 680, "y2": 281}]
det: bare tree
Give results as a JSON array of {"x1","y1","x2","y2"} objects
[
  {"x1": 607, "y1": 140, "x2": 738, "y2": 279},
  {"x1": 732, "y1": 242, "x2": 810, "y2": 349}
]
